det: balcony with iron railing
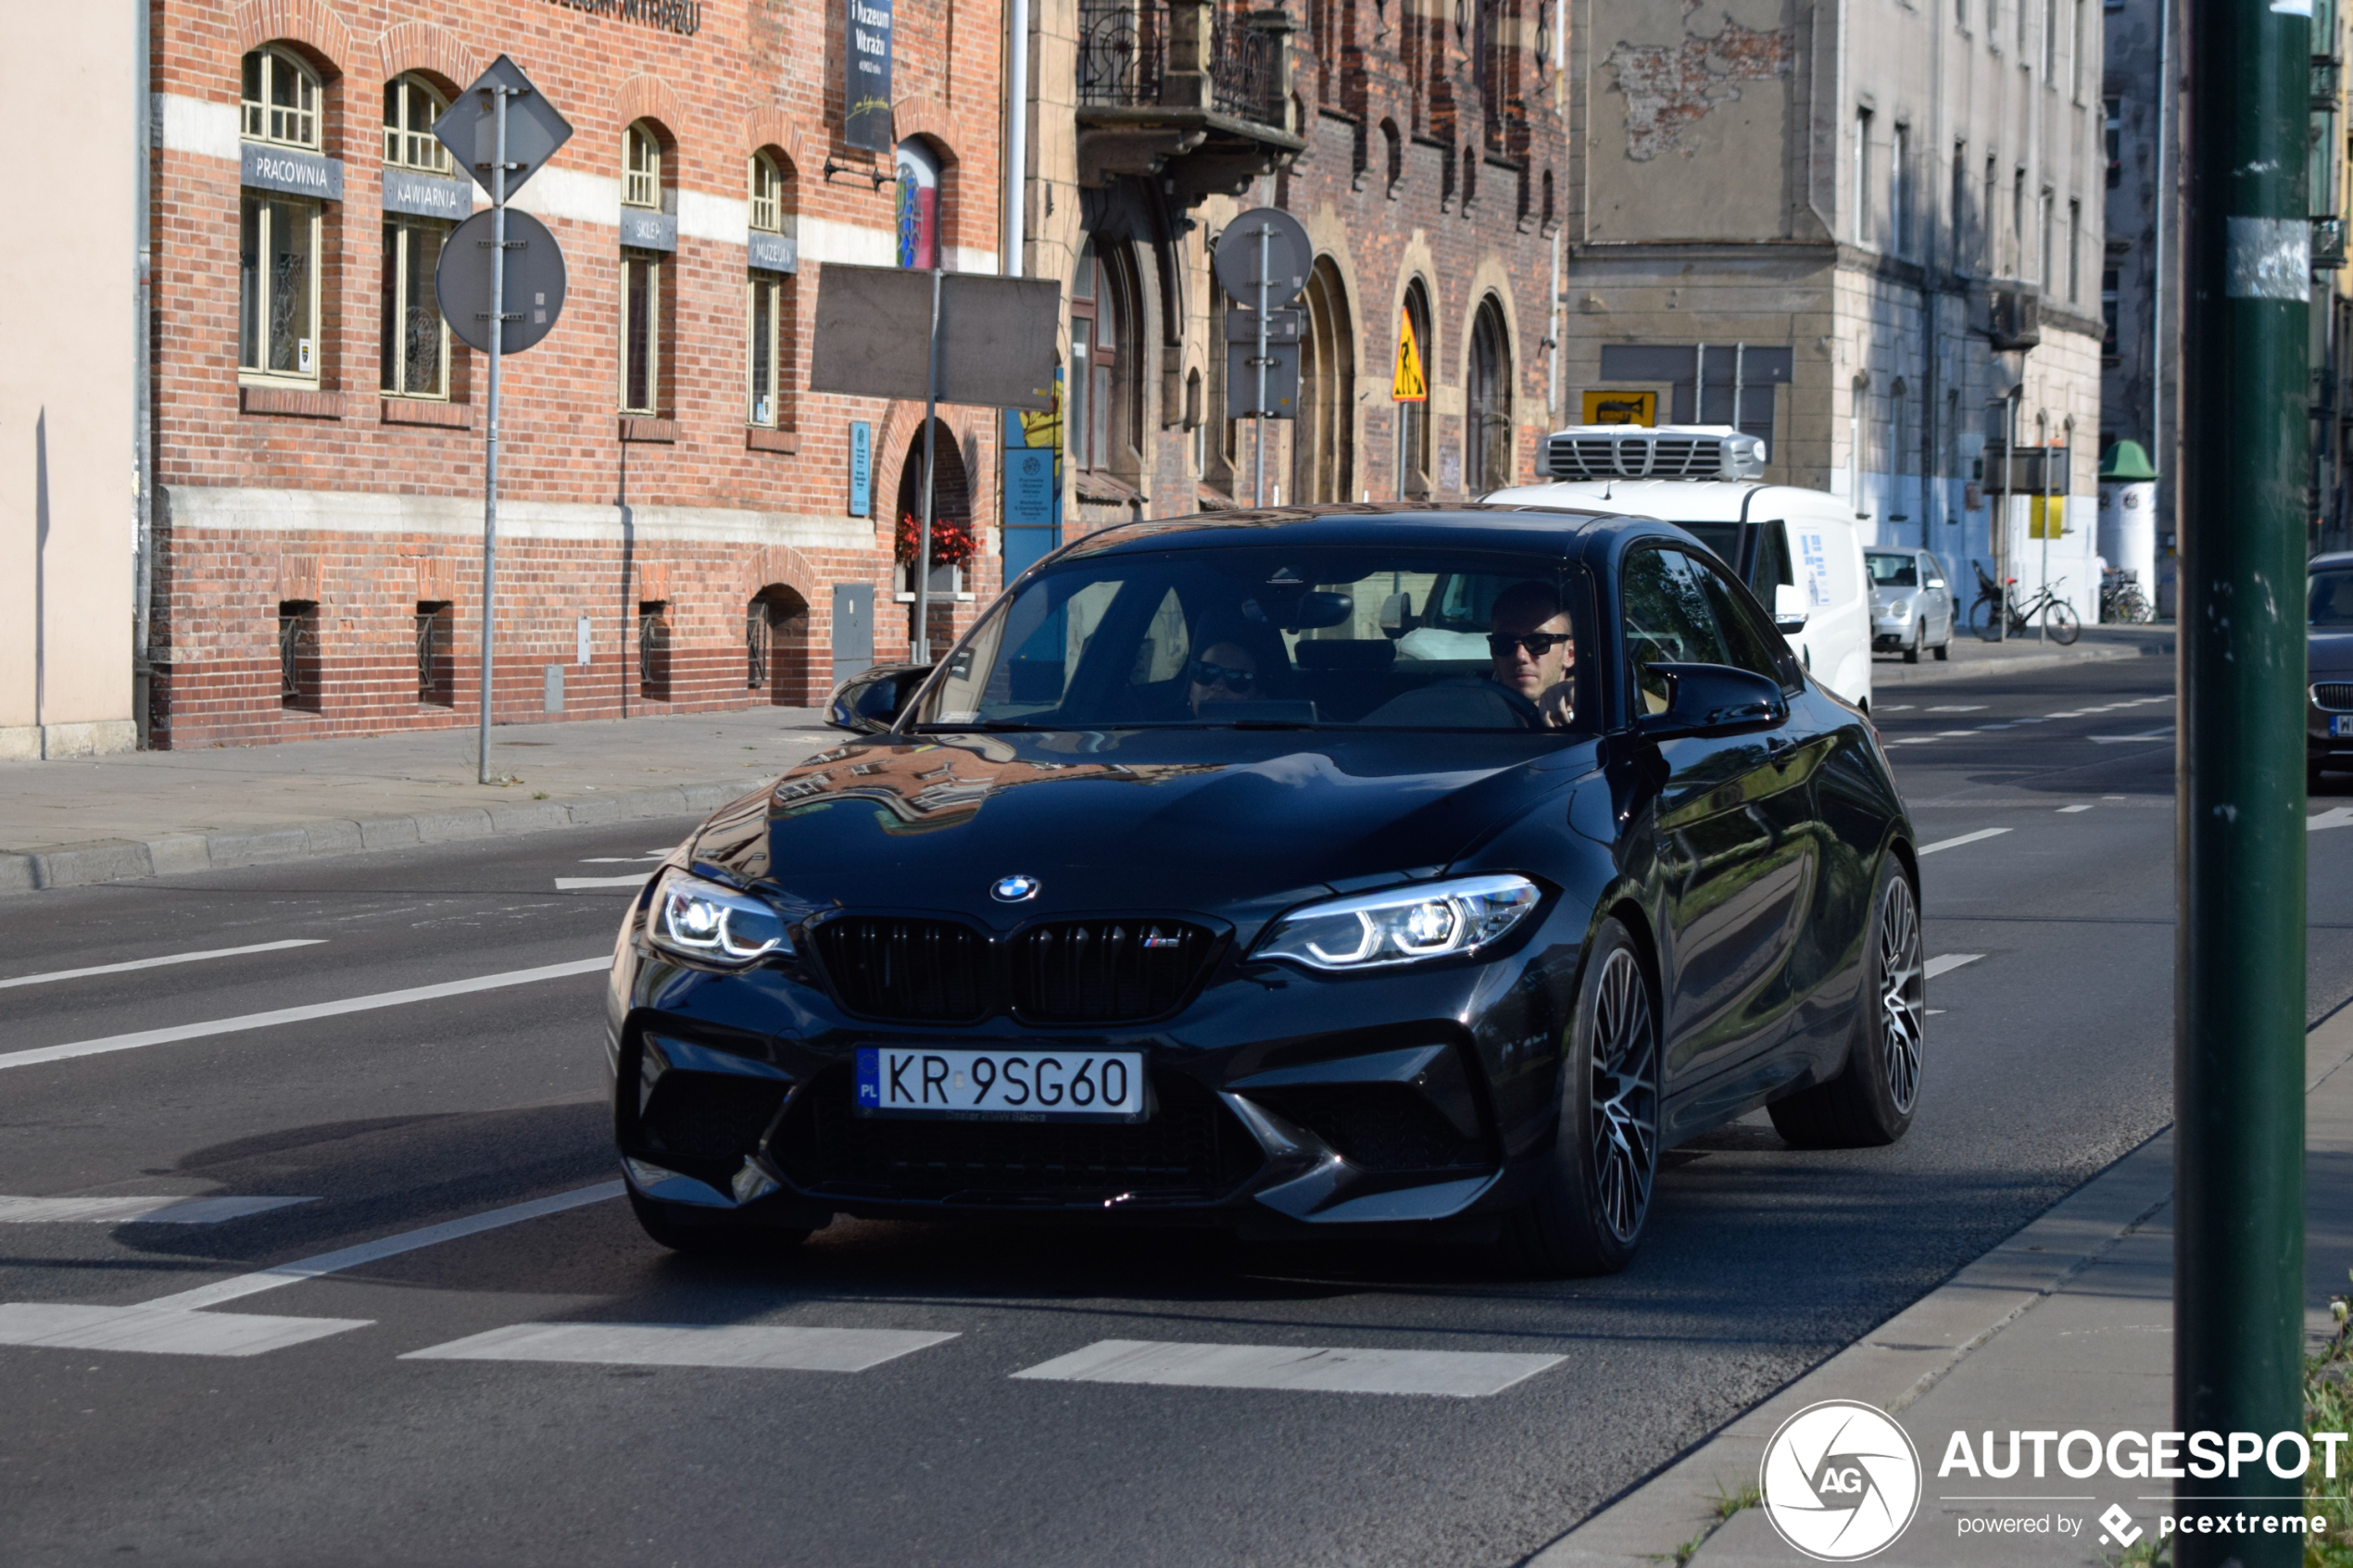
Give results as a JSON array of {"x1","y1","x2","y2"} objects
[{"x1": 1074, "y1": 0, "x2": 1304, "y2": 202}]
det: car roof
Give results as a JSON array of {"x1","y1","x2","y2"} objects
[
  {"x1": 2314, "y1": 552, "x2": 2353, "y2": 571},
  {"x1": 1482, "y1": 478, "x2": 1856, "y2": 521},
  {"x1": 1051, "y1": 501, "x2": 1646, "y2": 564}
]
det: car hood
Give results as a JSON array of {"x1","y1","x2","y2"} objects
[
  {"x1": 686, "y1": 728, "x2": 1599, "y2": 922},
  {"x1": 2313, "y1": 631, "x2": 2353, "y2": 676}
]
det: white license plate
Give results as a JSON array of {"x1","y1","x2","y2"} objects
[
  {"x1": 2332, "y1": 715, "x2": 2353, "y2": 738},
  {"x1": 854, "y1": 1047, "x2": 1148, "y2": 1123}
]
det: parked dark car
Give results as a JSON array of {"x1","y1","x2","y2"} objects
[
  {"x1": 2311, "y1": 550, "x2": 2353, "y2": 789},
  {"x1": 605, "y1": 506, "x2": 1923, "y2": 1276}
]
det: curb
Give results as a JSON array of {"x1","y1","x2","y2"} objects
[
  {"x1": 1871, "y1": 638, "x2": 2171, "y2": 689},
  {"x1": 1524, "y1": 1009, "x2": 2352, "y2": 1568},
  {"x1": 0, "y1": 779, "x2": 761, "y2": 895}
]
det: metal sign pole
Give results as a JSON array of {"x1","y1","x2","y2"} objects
[
  {"x1": 1253, "y1": 222, "x2": 1270, "y2": 507},
  {"x1": 912, "y1": 262, "x2": 944, "y2": 664},
  {"x1": 476, "y1": 84, "x2": 512, "y2": 785}
]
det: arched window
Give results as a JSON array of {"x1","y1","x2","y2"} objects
[
  {"x1": 383, "y1": 74, "x2": 451, "y2": 172},
  {"x1": 382, "y1": 74, "x2": 454, "y2": 400},
  {"x1": 895, "y1": 139, "x2": 941, "y2": 270},
  {"x1": 1466, "y1": 295, "x2": 1513, "y2": 493},
  {"x1": 1068, "y1": 236, "x2": 1141, "y2": 475},
  {"x1": 239, "y1": 47, "x2": 325, "y2": 386},
  {"x1": 747, "y1": 150, "x2": 798, "y2": 431},
  {"x1": 242, "y1": 46, "x2": 320, "y2": 150},
  {"x1": 1397, "y1": 280, "x2": 1434, "y2": 496},
  {"x1": 620, "y1": 121, "x2": 669, "y2": 416},
  {"x1": 1294, "y1": 257, "x2": 1355, "y2": 504}
]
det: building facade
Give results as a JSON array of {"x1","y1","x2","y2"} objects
[
  {"x1": 3, "y1": 6, "x2": 140, "y2": 759},
  {"x1": 147, "y1": 0, "x2": 1007, "y2": 748},
  {"x1": 1024, "y1": 0, "x2": 1569, "y2": 543},
  {"x1": 2098, "y1": 0, "x2": 2181, "y2": 602},
  {"x1": 1562, "y1": 0, "x2": 2108, "y2": 621}
]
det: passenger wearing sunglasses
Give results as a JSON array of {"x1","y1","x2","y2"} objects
[
  {"x1": 1187, "y1": 642, "x2": 1260, "y2": 712},
  {"x1": 1487, "y1": 580, "x2": 1577, "y2": 729}
]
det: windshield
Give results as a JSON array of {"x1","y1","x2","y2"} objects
[
  {"x1": 911, "y1": 544, "x2": 1599, "y2": 733},
  {"x1": 1678, "y1": 521, "x2": 1743, "y2": 571},
  {"x1": 2314, "y1": 570, "x2": 2353, "y2": 628},
  {"x1": 1867, "y1": 551, "x2": 1919, "y2": 587}
]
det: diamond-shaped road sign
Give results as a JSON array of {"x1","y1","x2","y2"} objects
[{"x1": 434, "y1": 55, "x2": 573, "y2": 198}]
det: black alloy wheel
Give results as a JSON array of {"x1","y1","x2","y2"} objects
[
  {"x1": 1769, "y1": 855, "x2": 1924, "y2": 1148},
  {"x1": 1510, "y1": 918, "x2": 1661, "y2": 1276}
]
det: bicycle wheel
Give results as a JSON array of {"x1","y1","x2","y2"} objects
[
  {"x1": 1969, "y1": 596, "x2": 2000, "y2": 639},
  {"x1": 2045, "y1": 600, "x2": 2081, "y2": 645}
]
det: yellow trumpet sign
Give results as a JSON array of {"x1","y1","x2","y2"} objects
[
  {"x1": 1581, "y1": 390, "x2": 1656, "y2": 426},
  {"x1": 1393, "y1": 307, "x2": 1428, "y2": 402}
]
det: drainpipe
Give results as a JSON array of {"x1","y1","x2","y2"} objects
[
  {"x1": 1006, "y1": 0, "x2": 1027, "y2": 276},
  {"x1": 133, "y1": 0, "x2": 154, "y2": 746}
]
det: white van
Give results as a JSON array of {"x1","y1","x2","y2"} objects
[{"x1": 1484, "y1": 426, "x2": 1876, "y2": 711}]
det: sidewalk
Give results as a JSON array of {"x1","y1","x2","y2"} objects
[
  {"x1": 1530, "y1": 1002, "x2": 2353, "y2": 1568},
  {"x1": 0, "y1": 709, "x2": 837, "y2": 892},
  {"x1": 1873, "y1": 623, "x2": 2174, "y2": 690}
]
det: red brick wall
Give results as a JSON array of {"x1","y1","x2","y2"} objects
[{"x1": 151, "y1": 0, "x2": 1003, "y2": 747}]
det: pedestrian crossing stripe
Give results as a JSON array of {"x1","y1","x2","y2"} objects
[{"x1": 1393, "y1": 307, "x2": 1428, "y2": 402}]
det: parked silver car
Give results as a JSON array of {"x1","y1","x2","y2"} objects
[{"x1": 1867, "y1": 548, "x2": 1955, "y2": 663}]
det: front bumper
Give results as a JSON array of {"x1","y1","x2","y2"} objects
[{"x1": 607, "y1": 929, "x2": 1570, "y2": 1236}]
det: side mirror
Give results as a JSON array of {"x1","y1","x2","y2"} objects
[
  {"x1": 1637, "y1": 662, "x2": 1789, "y2": 740},
  {"x1": 1378, "y1": 592, "x2": 1414, "y2": 637},
  {"x1": 1773, "y1": 583, "x2": 1810, "y2": 634},
  {"x1": 826, "y1": 663, "x2": 934, "y2": 734}
]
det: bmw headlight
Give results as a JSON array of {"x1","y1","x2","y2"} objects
[
  {"x1": 647, "y1": 869, "x2": 792, "y2": 968},
  {"x1": 1252, "y1": 874, "x2": 1541, "y2": 971}
]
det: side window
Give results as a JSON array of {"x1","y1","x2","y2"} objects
[
  {"x1": 1133, "y1": 588, "x2": 1192, "y2": 684},
  {"x1": 1621, "y1": 547, "x2": 1735, "y2": 713},
  {"x1": 1689, "y1": 555, "x2": 1797, "y2": 686},
  {"x1": 1753, "y1": 521, "x2": 1795, "y2": 599}
]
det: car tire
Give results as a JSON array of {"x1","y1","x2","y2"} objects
[
  {"x1": 1932, "y1": 621, "x2": 1951, "y2": 660},
  {"x1": 1768, "y1": 856, "x2": 1923, "y2": 1149},
  {"x1": 2313, "y1": 760, "x2": 2330, "y2": 797},
  {"x1": 1902, "y1": 625, "x2": 1922, "y2": 664},
  {"x1": 1508, "y1": 919, "x2": 1661, "y2": 1278},
  {"x1": 628, "y1": 1189, "x2": 812, "y2": 1258}
]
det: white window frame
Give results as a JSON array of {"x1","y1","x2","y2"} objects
[
  {"x1": 240, "y1": 194, "x2": 322, "y2": 386},
  {"x1": 384, "y1": 74, "x2": 453, "y2": 174},
  {"x1": 749, "y1": 152, "x2": 785, "y2": 234},
  {"x1": 621, "y1": 248, "x2": 663, "y2": 415},
  {"x1": 383, "y1": 217, "x2": 450, "y2": 400},
  {"x1": 241, "y1": 46, "x2": 320, "y2": 151},
  {"x1": 624, "y1": 123, "x2": 662, "y2": 210},
  {"x1": 747, "y1": 270, "x2": 787, "y2": 428}
]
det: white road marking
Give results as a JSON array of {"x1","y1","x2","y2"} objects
[
  {"x1": 2059, "y1": 803, "x2": 2095, "y2": 813},
  {"x1": 1935, "y1": 730, "x2": 1979, "y2": 737},
  {"x1": 2311, "y1": 808, "x2": 2353, "y2": 833},
  {"x1": 2045, "y1": 710, "x2": 2090, "y2": 719},
  {"x1": 0, "y1": 939, "x2": 325, "y2": 992},
  {"x1": 1878, "y1": 704, "x2": 1917, "y2": 711},
  {"x1": 555, "y1": 874, "x2": 656, "y2": 890},
  {"x1": 403, "y1": 1322, "x2": 957, "y2": 1373},
  {"x1": 1010, "y1": 1339, "x2": 1564, "y2": 1398},
  {"x1": 1919, "y1": 828, "x2": 2012, "y2": 855},
  {"x1": 0, "y1": 1303, "x2": 368, "y2": 1359},
  {"x1": 1928, "y1": 1008, "x2": 1948, "y2": 1016},
  {"x1": 1926, "y1": 705, "x2": 1988, "y2": 713},
  {"x1": 2089, "y1": 729, "x2": 2174, "y2": 745},
  {"x1": 0, "y1": 1195, "x2": 313, "y2": 1224},
  {"x1": 140, "y1": 1182, "x2": 627, "y2": 1312},
  {"x1": 1889, "y1": 736, "x2": 1944, "y2": 746},
  {"x1": 0, "y1": 957, "x2": 609, "y2": 1073},
  {"x1": 1923, "y1": 954, "x2": 1984, "y2": 979}
]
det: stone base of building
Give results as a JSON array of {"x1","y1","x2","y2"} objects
[{"x1": 0, "y1": 720, "x2": 142, "y2": 761}]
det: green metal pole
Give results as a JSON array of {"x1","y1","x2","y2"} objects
[{"x1": 2177, "y1": 0, "x2": 2311, "y2": 1559}]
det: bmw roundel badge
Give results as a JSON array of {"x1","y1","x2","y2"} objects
[{"x1": 990, "y1": 874, "x2": 1040, "y2": 903}]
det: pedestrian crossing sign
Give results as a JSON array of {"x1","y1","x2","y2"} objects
[{"x1": 1393, "y1": 308, "x2": 1428, "y2": 402}]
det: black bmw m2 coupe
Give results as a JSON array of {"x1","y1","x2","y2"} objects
[{"x1": 606, "y1": 505, "x2": 1921, "y2": 1275}]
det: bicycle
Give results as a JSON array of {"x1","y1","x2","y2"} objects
[
  {"x1": 1970, "y1": 573, "x2": 2081, "y2": 644},
  {"x1": 2100, "y1": 574, "x2": 2155, "y2": 624}
]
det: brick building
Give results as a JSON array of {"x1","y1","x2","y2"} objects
[
  {"x1": 148, "y1": 0, "x2": 1007, "y2": 747},
  {"x1": 1022, "y1": 0, "x2": 1568, "y2": 550}
]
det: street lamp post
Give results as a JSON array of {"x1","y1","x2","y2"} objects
[{"x1": 2176, "y1": 0, "x2": 2312, "y2": 1560}]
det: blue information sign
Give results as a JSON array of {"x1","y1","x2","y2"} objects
[{"x1": 849, "y1": 420, "x2": 873, "y2": 518}]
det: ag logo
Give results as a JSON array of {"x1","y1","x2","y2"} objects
[{"x1": 1759, "y1": 1400, "x2": 1922, "y2": 1561}]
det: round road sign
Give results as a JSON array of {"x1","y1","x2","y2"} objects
[
  {"x1": 1213, "y1": 207, "x2": 1313, "y2": 308},
  {"x1": 436, "y1": 208, "x2": 569, "y2": 356}
]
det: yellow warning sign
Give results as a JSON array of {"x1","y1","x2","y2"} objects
[
  {"x1": 2031, "y1": 495, "x2": 2065, "y2": 539},
  {"x1": 1392, "y1": 308, "x2": 1428, "y2": 402},
  {"x1": 1581, "y1": 390, "x2": 1656, "y2": 426}
]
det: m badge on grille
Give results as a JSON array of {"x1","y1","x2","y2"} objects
[{"x1": 991, "y1": 874, "x2": 1040, "y2": 903}]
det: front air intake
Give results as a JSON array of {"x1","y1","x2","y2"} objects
[{"x1": 1541, "y1": 424, "x2": 1767, "y2": 482}]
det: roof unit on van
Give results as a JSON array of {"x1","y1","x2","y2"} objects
[{"x1": 1540, "y1": 424, "x2": 1768, "y2": 483}]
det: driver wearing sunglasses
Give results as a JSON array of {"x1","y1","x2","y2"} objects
[
  {"x1": 1487, "y1": 580, "x2": 1577, "y2": 729},
  {"x1": 1187, "y1": 641, "x2": 1260, "y2": 712}
]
